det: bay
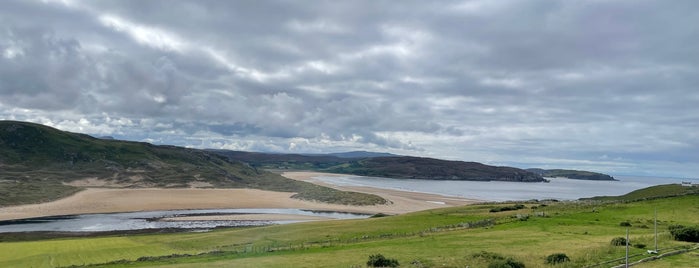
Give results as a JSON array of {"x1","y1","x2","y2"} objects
[{"x1": 312, "y1": 175, "x2": 692, "y2": 202}]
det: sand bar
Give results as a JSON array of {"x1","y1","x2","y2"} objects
[
  {"x1": 0, "y1": 172, "x2": 480, "y2": 221},
  {"x1": 282, "y1": 171, "x2": 480, "y2": 212}
]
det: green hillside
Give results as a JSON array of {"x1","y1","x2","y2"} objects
[
  {"x1": 527, "y1": 168, "x2": 616, "y2": 181},
  {"x1": 0, "y1": 121, "x2": 385, "y2": 206},
  {"x1": 325, "y1": 156, "x2": 545, "y2": 181},
  {"x1": 0, "y1": 187, "x2": 696, "y2": 267},
  {"x1": 216, "y1": 151, "x2": 546, "y2": 182},
  {"x1": 583, "y1": 184, "x2": 699, "y2": 202}
]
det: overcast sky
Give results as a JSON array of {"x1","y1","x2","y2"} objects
[{"x1": 1, "y1": 0, "x2": 697, "y2": 177}]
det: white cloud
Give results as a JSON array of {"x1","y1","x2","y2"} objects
[{"x1": 99, "y1": 14, "x2": 187, "y2": 52}]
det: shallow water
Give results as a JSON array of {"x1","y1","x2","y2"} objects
[
  {"x1": 1, "y1": 175, "x2": 692, "y2": 233},
  {"x1": 0, "y1": 208, "x2": 369, "y2": 233},
  {"x1": 312, "y1": 175, "x2": 692, "y2": 201}
]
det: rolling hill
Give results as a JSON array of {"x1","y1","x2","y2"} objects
[
  {"x1": 0, "y1": 121, "x2": 385, "y2": 206},
  {"x1": 214, "y1": 151, "x2": 546, "y2": 182},
  {"x1": 526, "y1": 168, "x2": 616, "y2": 181},
  {"x1": 325, "y1": 156, "x2": 546, "y2": 182}
]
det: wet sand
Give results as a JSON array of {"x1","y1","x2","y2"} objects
[
  {"x1": 281, "y1": 171, "x2": 479, "y2": 212},
  {"x1": 160, "y1": 214, "x2": 334, "y2": 222},
  {"x1": 0, "y1": 172, "x2": 480, "y2": 221}
]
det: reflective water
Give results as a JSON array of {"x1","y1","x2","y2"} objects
[
  {"x1": 313, "y1": 175, "x2": 692, "y2": 201},
  {"x1": 0, "y1": 208, "x2": 369, "y2": 233},
  {"x1": 2, "y1": 175, "x2": 692, "y2": 233}
]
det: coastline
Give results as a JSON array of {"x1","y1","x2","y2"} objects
[{"x1": 0, "y1": 172, "x2": 480, "y2": 222}]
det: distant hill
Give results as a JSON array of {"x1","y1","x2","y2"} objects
[
  {"x1": 327, "y1": 156, "x2": 546, "y2": 182},
  {"x1": 325, "y1": 151, "x2": 397, "y2": 158},
  {"x1": 215, "y1": 151, "x2": 545, "y2": 182},
  {"x1": 208, "y1": 150, "x2": 350, "y2": 170},
  {"x1": 0, "y1": 121, "x2": 385, "y2": 206},
  {"x1": 526, "y1": 168, "x2": 616, "y2": 181}
]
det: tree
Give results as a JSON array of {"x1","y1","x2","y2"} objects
[{"x1": 668, "y1": 225, "x2": 699, "y2": 242}]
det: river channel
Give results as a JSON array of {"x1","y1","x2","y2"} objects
[{"x1": 0, "y1": 208, "x2": 370, "y2": 233}]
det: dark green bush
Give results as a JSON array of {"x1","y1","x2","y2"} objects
[
  {"x1": 472, "y1": 251, "x2": 505, "y2": 260},
  {"x1": 633, "y1": 243, "x2": 646, "y2": 249},
  {"x1": 619, "y1": 221, "x2": 632, "y2": 227},
  {"x1": 488, "y1": 258, "x2": 525, "y2": 268},
  {"x1": 367, "y1": 254, "x2": 399, "y2": 267},
  {"x1": 668, "y1": 225, "x2": 699, "y2": 242},
  {"x1": 490, "y1": 204, "x2": 526, "y2": 213},
  {"x1": 610, "y1": 237, "x2": 627, "y2": 246},
  {"x1": 473, "y1": 251, "x2": 524, "y2": 268},
  {"x1": 545, "y1": 253, "x2": 570, "y2": 264}
]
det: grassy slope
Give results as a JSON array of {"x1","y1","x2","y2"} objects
[
  {"x1": 324, "y1": 156, "x2": 545, "y2": 182},
  {"x1": 0, "y1": 121, "x2": 385, "y2": 206},
  {"x1": 0, "y1": 192, "x2": 697, "y2": 268},
  {"x1": 527, "y1": 168, "x2": 616, "y2": 181},
  {"x1": 215, "y1": 151, "x2": 546, "y2": 182},
  {"x1": 583, "y1": 184, "x2": 699, "y2": 201}
]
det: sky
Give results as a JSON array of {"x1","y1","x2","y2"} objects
[{"x1": 1, "y1": 0, "x2": 697, "y2": 178}]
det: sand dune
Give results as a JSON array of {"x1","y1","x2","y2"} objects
[{"x1": 0, "y1": 172, "x2": 479, "y2": 221}]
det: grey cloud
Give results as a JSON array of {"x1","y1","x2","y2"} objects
[{"x1": 0, "y1": 0, "x2": 697, "y2": 177}]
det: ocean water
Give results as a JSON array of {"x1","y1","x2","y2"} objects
[{"x1": 312, "y1": 175, "x2": 693, "y2": 202}]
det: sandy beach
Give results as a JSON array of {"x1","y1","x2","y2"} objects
[{"x1": 0, "y1": 172, "x2": 479, "y2": 221}]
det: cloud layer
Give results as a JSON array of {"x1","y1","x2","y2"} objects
[{"x1": 1, "y1": 0, "x2": 697, "y2": 177}]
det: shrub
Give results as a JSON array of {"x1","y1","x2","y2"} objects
[
  {"x1": 610, "y1": 237, "x2": 627, "y2": 246},
  {"x1": 367, "y1": 254, "x2": 399, "y2": 267},
  {"x1": 633, "y1": 243, "x2": 646, "y2": 249},
  {"x1": 668, "y1": 225, "x2": 699, "y2": 242},
  {"x1": 545, "y1": 253, "x2": 570, "y2": 264},
  {"x1": 619, "y1": 221, "x2": 632, "y2": 227},
  {"x1": 472, "y1": 251, "x2": 505, "y2": 260},
  {"x1": 488, "y1": 258, "x2": 525, "y2": 268},
  {"x1": 490, "y1": 204, "x2": 526, "y2": 213}
]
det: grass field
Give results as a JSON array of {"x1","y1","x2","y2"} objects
[{"x1": 0, "y1": 190, "x2": 697, "y2": 268}]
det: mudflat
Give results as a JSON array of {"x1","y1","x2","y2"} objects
[{"x1": 0, "y1": 172, "x2": 479, "y2": 221}]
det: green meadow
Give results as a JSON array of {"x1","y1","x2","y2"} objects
[{"x1": 0, "y1": 187, "x2": 697, "y2": 268}]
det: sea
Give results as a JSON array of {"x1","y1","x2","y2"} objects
[{"x1": 311, "y1": 175, "x2": 695, "y2": 202}]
